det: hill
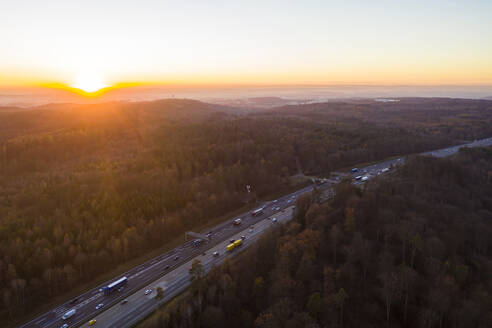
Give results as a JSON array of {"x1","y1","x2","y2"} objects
[
  {"x1": 266, "y1": 97, "x2": 492, "y2": 141},
  {"x1": 0, "y1": 98, "x2": 230, "y2": 142},
  {"x1": 2, "y1": 97, "x2": 492, "y2": 325},
  {"x1": 210, "y1": 96, "x2": 309, "y2": 109}
]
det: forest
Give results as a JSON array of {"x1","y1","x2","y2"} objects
[
  {"x1": 1, "y1": 98, "x2": 492, "y2": 325},
  {"x1": 139, "y1": 146, "x2": 492, "y2": 328}
]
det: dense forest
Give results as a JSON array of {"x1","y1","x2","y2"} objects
[
  {"x1": 140, "y1": 147, "x2": 492, "y2": 328},
  {"x1": 269, "y1": 98, "x2": 492, "y2": 142},
  {"x1": 1, "y1": 98, "x2": 492, "y2": 325}
]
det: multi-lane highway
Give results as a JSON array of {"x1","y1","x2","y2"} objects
[
  {"x1": 92, "y1": 207, "x2": 295, "y2": 328},
  {"x1": 20, "y1": 136, "x2": 492, "y2": 328},
  {"x1": 20, "y1": 186, "x2": 313, "y2": 328},
  {"x1": 348, "y1": 137, "x2": 492, "y2": 183}
]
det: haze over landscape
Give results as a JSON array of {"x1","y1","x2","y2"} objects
[
  {"x1": 1, "y1": 1, "x2": 492, "y2": 105},
  {"x1": 1, "y1": 2, "x2": 492, "y2": 328}
]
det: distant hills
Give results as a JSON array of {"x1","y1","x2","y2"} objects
[
  {"x1": 0, "y1": 106, "x2": 25, "y2": 112},
  {"x1": 0, "y1": 98, "x2": 232, "y2": 142},
  {"x1": 209, "y1": 96, "x2": 311, "y2": 109}
]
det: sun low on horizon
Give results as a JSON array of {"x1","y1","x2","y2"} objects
[
  {"x1": 70, "y1": 73, "x2": 109, "y2": 93},
  {"x1": 0, "y1": 1, "x2": 492, "y2": 89}
]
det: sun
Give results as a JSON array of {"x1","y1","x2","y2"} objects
[{"x1": 71, "y1": 73, "x2": 109, "y2": 93}]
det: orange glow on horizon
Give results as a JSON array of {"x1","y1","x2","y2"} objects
[{"x1": 41, "y1": 82, "x2": 144, "y2": 98}]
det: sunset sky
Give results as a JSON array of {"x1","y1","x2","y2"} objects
[{"x1": 1, "y1": 0, "x2": 492, "y2": 91}]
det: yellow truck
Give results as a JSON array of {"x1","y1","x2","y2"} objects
[{"x1": 226, "y1": 239, "x2": 243, "y2": 251}]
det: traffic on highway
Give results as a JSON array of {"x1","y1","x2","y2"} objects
[
  {"x1": 21, "y1": 185, "x2": 313, "y2": 328},
  {"x1": 91, "y1": 206, "x2": 295, "y2": 328},
  {"x1": 20, "y1": 136, "x2": 492, "y2": 328},
  {"x1": 348, "y1": 137, "x2": 492, "y2": 184}
]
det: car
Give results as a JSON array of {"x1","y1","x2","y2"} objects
[
  {"x1": 273, "y1": 200, "x2": 277, "y2": 203},
  {"x1": 88, "y1": 320, "x2": 97, "y2": 326},
  {"x1": 287, "y1": 200, "x2": 291, "y2": 203},
  {"x1": 241, "y1": 235, "x2": 246, "y2": 240},
  {"x1": 229, "y1": 239, "x2": 235, "y2": 244},
  {"x1": 121, "y1": 299, "x2": 128, "y2": 305},
  {"x1": 69, "y1": 298, "x2": 78, "y2": 304},
  {"x1": 174, "y1": 256, "x2": 179, "y2": 261},
  {"x1": 62, "y1": 309, "x2": 76, "y2": 320},
  {"x1": 61, "y1": 324, "x2": 69, "y2": 328},
  {"x1": 249, "y1": 228, "x2": 253, "y2": 233},
  {"x1": 164, "y1": 265, "x2": 170, "y2": 270},
  {"x1": 213, "y1": 251, "x2": 219, "y2": 257},
  {"x1": 272, "y1": 218, "x2": 278, "y2": 223},
  {"x1": 95, "y1": 303, "x2": 103, "y2": 310},
  {"x1": 118, "y1": 286, "x2": 124, "y2": 292},
  {"x1": 98, "y1": 288, "x2": 103, "y2": 292},
  {"x1": 145, "y1": 289, "x2": 152, "y2": 295}
]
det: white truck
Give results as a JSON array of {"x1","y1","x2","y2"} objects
[{"x1": 62, "y1": 308, "x2": 76, "y2": 320}]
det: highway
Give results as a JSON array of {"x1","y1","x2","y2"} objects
[
  {"x1": 20, "y1": 136, "x2": 492, "y2": 328},
  {"x1": 20, "y1": 186, "x2": 313, "y2": 328},
  {"x1": 349, "y1": 137, "x2": 492, "y2": 183},
  {"x1": 92, "y1": 207, "x2": 295, "y2": 328}
]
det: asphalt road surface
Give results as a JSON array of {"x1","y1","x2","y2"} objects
[
  {"x1": 21, "y1": 187, "x2": 312, "y2": 328},
  {"x1": 92, "y1": 207, "x2": 295, "y2": 328},
  {"x1": 348, "y1": 137, "x2": 492, "y2": 184},
  {"x1": 20, "y1": 136, "x2": 492, "y2": 328}
]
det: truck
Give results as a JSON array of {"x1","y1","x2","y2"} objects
[
  {"x1": 251, "y1": 208, "x2": 264, "y2": 216},
  {"x1": 102, "y1": 276, "x2": 128, "y2": 296},
  {"x1": 226, "y1": 239, "x2": 243, "y2": 251},
  {"x1": 62, "y1": 309, "x2": 76, "y2": 320}
]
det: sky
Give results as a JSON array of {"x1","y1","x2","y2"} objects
[{"x1": 1, "y1": 0, "x2": 492, "y2": 90}]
